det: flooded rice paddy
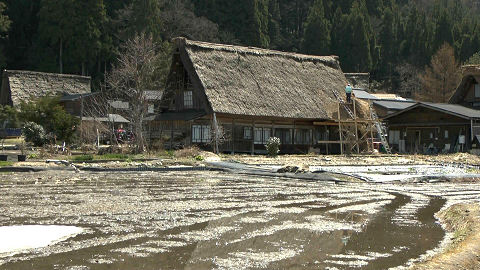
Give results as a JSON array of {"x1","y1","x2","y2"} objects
[{"x1": 0, "y1": 170, "x2": 480, "y2": 269}]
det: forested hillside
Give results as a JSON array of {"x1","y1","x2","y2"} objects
[{"x1": 0, "y1": 0, "x2": 479, "y2": 94}]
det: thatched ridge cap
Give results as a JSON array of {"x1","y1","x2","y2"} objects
[
  {"x1": 172, "y1": 37, "x2": 340, "y2": 66},
  {"x1": 3, "y1": 69, "x2": 91, "y2": 80},
  {"x1": 344, "y1": 72, "x2": 369, "y2": 75}
]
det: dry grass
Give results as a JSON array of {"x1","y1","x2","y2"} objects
[
  {"x1": 174, "y1": 146, "x2": 201, "y2": 158},
  {"x1": 410, "y1": 203, "x2": 480, "y2": 270}
]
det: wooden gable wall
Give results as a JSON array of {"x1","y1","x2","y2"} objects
[{"x1": 161, "y1": 51, "x2": 211, "y2": 114}]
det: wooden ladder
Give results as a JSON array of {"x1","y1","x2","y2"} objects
[
  {"x1": 332, "y1": 89, "x2": 355, "y2": 119},
  {"x1": 369, "y1": 102, "x2": 392, "y2": 154}
]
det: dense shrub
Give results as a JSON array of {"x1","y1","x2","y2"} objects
[
  {"x1": 22, "y1": 122, "x2": 46, "y2": 146},
  {"x1": 19, "y1": 96, "x2": 79, "y2": 144},
  {"x1": 265, "y1": 137, "x2": 281, "y2": 157}
]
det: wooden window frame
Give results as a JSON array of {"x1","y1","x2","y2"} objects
[{"x1": 184, "y1": 91, "x2": 193, "y2": 108}]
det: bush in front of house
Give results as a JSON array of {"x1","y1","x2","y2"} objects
[
  {"x1": 265, "y1": 137, "x2": 281, "y2": 157},
  {"x1": 22, "y1": 122, "x2": 47, "y2": 146},
  {"x1": 19, "y1": 96, "x2": 79, "y2": 144}
]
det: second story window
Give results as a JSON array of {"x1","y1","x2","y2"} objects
[{"x1": 184, "y1": 91, "x2": 193, "y2": 108}]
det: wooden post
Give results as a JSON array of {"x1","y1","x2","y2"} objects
[
  {"x1": 338, "y1": 102, "x2": 343, "y2": 155},
  {"x1": 251, "y1": 121, "x2": 255, "y2": 155},
  {"x1": 271, "y1": 121, "x2": 275, "y2": 140},
  {"x1": 353, "y1": 99, "x2": 360, "y2": 154},
  {"x1": 471, "y1": 119, "x2": 474, "y2": 141},
  {"x1": 293, "y1": 121, "x2": 296, "y2": 147},
  {"x1": 170, "y1": 121, "x2": 174, "y2": 150},
  {"x1": 231, "y1": 119, "x2": 235, "y2": 154},
  {"x1": 80, "y1": 95, "x2": 84, "y2": 143},
  {"x1": 213, "y1": 113, "x2": 219, "y2": 154}
]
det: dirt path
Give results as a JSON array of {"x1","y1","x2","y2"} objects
[{"x1": 411, "y1": 203, "x2": 480, "y2": 270}]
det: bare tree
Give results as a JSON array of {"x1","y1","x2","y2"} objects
[
  {"x1": 395, "y1": 63, "x2": 422, "y2": 98},
  {"x1": 107, "y1": 34, "x2": 163, "y2": 153},
  {"x1": 81, "y1": 91, "x2": 119, "y2": 148},
  {"x1": 417, "y1": 43, "x2": 461, "y2": 103}
]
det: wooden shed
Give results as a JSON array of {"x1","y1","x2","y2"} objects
[{"x1": 385, "y1": 102, "x2": 480, "y2": 153}]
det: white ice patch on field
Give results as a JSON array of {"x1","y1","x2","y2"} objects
[
  {"x1": 0, "y1": 225, "x2": 84, "y2": 256},
  {"x1": 214, "y1": 249, "x2": 297, "y2": 270},
  {"x1": 327, "y1": 200, "x2": 392, "y2": 215},
  {"x1": 173, "y1": 226, "x2": 237, "y2": 242},
  {"x1": 312, "y1": 165, "x2": 480, "y2": 182},
  {"x1": 230, "y1": 217, "x2": 359, "y2": 244}
]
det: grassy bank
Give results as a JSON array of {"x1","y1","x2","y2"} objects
[
  {"x1": 411, "y1": 203, "x2": 480, "y2": 269},
  {"x1": 70, "y1": 153, "x2": 133, "y2": 162},
  {"x1": 0, "y1": 161, "x2": 14, "y2": 167}
]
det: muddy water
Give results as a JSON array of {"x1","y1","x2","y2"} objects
[{"x1": 0, "y1": 171, "x2": 465, "y2": 269}]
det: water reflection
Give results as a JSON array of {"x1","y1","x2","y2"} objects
[{"x1": 0, "y1": 171, "x2": 468, "y2": 270}]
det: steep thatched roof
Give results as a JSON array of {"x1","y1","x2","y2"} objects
[
  {"x1": 1, "y1": 70, "x2": 91, "y2": 106},
  {"x1": 449, "y1": 65, "x2": 480, "y2": 104},
  {"x1": 173, "y1": 38, "x2": 349, "y2": 120}
]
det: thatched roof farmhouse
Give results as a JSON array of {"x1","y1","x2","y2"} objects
[
  {"x1": 1, "y1": 70, "x2": 91, "y2": 107},
  {"x1": 153, "y1": 38, "x2": 358, "y2": 154},
  {"x1": 160, "y1": 37, "x2": 348, "y2": 120},
  {"x1": 449, "y1": 65, "x2": 480, "y2": 108}
]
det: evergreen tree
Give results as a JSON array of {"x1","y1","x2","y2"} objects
[
  {"x1": 38, "y1": 0, "x2": 77, "y2": 74},
  {"x1": 302, "y1": 0, "x2": 331, "y2": 55},
  {"x1": 248, "y1": 0, "x2": 270, "y2": 47},
  {"x1": 433, "y1": 8, "x2": 453, "y2": 51},
  {"x1": 3, "y1": 0, "x2": 40, "y2": 70},
  {"x1": 71, "y1": 0, "x2": 108, "y2": 75},
  {"x1": 337, "y1": 1, "x2": 372, "y2": 72},
  {"x1": 0, "y1": 1, "x2": 9, "y2": 35},
  {"x1": 116, "y1": 0, "x2": 163, "y2": 40},
  {"x1": 0, "y1": 1, "x2": 11, "y2": 68},
  {"x1": 465, "y1": 51, "x2": 480, "y2": 65},
  {"x1": 268, "y1": 0, "x2": 282, "y2": 49},
  {"x1": 378, "y1": 7, "x2": 396, "y2": 77},
  {"x1": 365, "y1": 0, "x2": 383, "y2": 16}
]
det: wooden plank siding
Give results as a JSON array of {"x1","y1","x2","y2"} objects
[
  {"x1": 387, "y1": 106, "x2": 472, "y2": 153},
  {"x1": 145, "y1": 115, "x2": 343, "y2": 154}
]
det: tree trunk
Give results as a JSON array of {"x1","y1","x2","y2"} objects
[{"x1": 59, "y1": 38, "x2": 63, "y2": 74}]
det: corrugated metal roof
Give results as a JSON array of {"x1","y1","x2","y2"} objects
[
  {"x1": 353, "y1": 89, "x2": 377, "y2": 100},
  {"x1": 373, "y1": 100, "x2": 416, "y2": 110},
  {"x1": 422, "y1": 102, "x2": 480, "y2": 119},
  {"x1": 144, "y1": 90, "x2": 163, "y2": 101},
  {"x1": 371, "y1": 93, "x2": 408, "y2": 100},
  {"x1": 385, "y1": 102, "x2": 480, "y2": 120},
  {"x1": 82, "y1": 114, "x2": 129, "y2": 123}
]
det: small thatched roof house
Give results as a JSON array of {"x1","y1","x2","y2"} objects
[
  {"x1": 153, "y1": 38, "x2": 356, "y2": 154},
  {"x1": 449, "y1": 65, "x2": 480, "y2": 109},
  {"x1": 1, "y1": 70, "x2": 91, "y2": 107}
]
